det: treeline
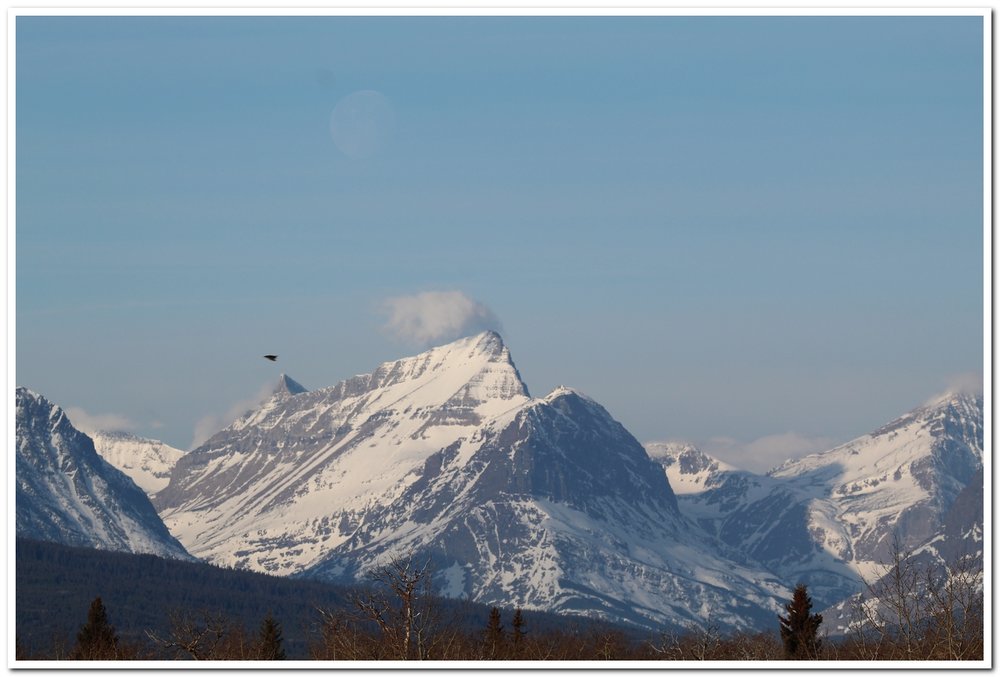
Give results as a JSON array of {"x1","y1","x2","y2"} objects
[{"x1": 16, "y1": 540, "x2": 983, "y2": 662}]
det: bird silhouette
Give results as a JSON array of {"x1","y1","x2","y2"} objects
[{"x1": 263, "y1": 355, "x2": 278, "y2": 362}]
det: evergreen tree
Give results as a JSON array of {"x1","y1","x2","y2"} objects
[
  {"x1": 255, "y1": 612, "x2": 286, "y2": 660},
  {"x1": 511, "y1": 607, "x2": 526, "y2": 658},
  {"x1": 484, "y1": 606, "x2": 504, "y2": 659},
  {"x1": 71, "y1": 597, "x2": 119, "y2": 660},
  {"x1": 778, "y1": 584, "x2": 823, "y2": 659}
]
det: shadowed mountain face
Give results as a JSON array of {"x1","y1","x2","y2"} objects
[
  {"x1": 153, "y1": 332, "x2": 786, "y2": 632},
  {"x1": 15, "y1": 388, "x2": 192, "y2": 561}
]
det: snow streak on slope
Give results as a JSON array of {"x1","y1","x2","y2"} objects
[
  {"x1": 16, "y1": 388, "x2": 192, "y2": 560},
  {"x1": 90, "y1": 430, "x2": 184, "y2": 495}
]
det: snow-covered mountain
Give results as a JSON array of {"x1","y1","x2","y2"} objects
[
  {"x1": 648, "y1": 391, "x2": 984, "y2": 609},
  {"x1": 19, "y1": 330, "x2": 983, "y2": 633},
  {"x1": 155, "y1": 333, "x2": 532, "y2": 574},
  {"x1": 89, "y1": 430, "x2": 185, "y2": 495},
  {"x1": 156, "y1": 331, "x2": 787, "y2": 631},
  {"x1": 16, "y1": 387, "x2": 192, "y2": 560}
]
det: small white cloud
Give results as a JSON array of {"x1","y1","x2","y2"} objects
[
  {"x1": 920, "y1": 372, "x2": 984, "y2": 407},
  {"x1": 381, "y1": 290, "x2": 502, "y2": 346},
  {"x1": 945, "y1": 371, "x2": 984, "y2": 396},
  {"x1": 702, "y1": 432, "x2": 835, "y2": 474},
  {"x1": 63, "y1": 407, "x2": 138, "y2": 436},
  {"x1": 190, "y1": 384, "x2": 274, "y2": 450}
]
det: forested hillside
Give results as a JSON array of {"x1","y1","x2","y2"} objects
[
  {"x1": 15, "y1": 539, "x2": 621, "y2": 660},
  {"x1": 16, "y1": 538, "x2": 352, "y2": 657}
]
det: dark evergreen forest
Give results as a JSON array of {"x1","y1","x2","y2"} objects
[
  {"x1": 15, "y1": 539, "x2": 621, "y2": 660},
  {"x1": 15, "y1": 538, "x2": 983, "y2": 662},
  {"x1": 16, "y1": 538, "x2": 350, "y2": 657}
]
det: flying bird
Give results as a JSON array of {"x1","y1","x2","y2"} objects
[{"x1": 263, "y1": 355, "x2": 278, "y2": 362}]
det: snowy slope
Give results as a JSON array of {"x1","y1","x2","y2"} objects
[
  {"x1": 768, "y1": 391, "x2": 982, "y2": 583},
  {"x1": 820, "y1": 467, "x2": 985, "y2": 635},
  {"x1": 16, "y1": 387, "x2": 192, "y2": 560},
  {"x1": 89, "y1": 430, "x2": 184, "y2": 495},
  {"x1": 157, "y1": 332, "x2": 787, "y2": 631},
  {"x1": 155, "y1": 332, "x2": 532, "y2": 574}
]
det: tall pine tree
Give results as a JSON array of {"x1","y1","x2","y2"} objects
[
  {"x1": 255, "y1": 612, "x2": 286, "y2": 660},
  {"x1": 511, "y1": 608, "x2": 526, "y2": 659},
  {"x1": 778, "y1": 584, "x2": 823, "y2": 659},
  {"x1": 484, "y1": 606, "x2": 504, "y2": 659},
  {"x1": 71, "y1": 597, "x2": 120, "y2": 660}
]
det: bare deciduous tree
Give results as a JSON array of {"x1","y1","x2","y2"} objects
[
  {"x1": 848, "y1": 538, "x2": 983, "y2": 661},
  {"x1": 146, "y1": 610, "x2": 248, "y2": 660},
  {"x1": 315, "y1": 554, "x2": 451, "y2": 660}
]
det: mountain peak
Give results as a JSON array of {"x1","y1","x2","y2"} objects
[
  {"x1": 645, "y1": 441, "x2": 739, "y2": 496},
  {"x1": 646, "y1": 440, "x2": 703, "y2": 464},
  {"x1": 274, "y1": 374, "x2": 308, "y2": 397},
  {"x1": 357, "y1": 330, "x2": 529, "y2": 401},
  {"x1": 472, "y1": 328, "x2": 503, "y2": 348},
  {"x1": 545, "y1": 384, "x2": 585, "y2": 400},
  {"x1": 919, "y1": 388, "x2": 982, "y2": 415},
  {"x1": 431, "y1": 329, "x2": 507, "y2": 360}
]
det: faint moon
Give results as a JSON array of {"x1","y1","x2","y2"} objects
[{"x1": 329, "y1": 90, "x2": 394, "y2": 159}]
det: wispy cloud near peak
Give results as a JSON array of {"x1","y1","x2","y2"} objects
[
  {"x1": 64, "y1": 406, "x2": 139, "y2": 436},
  {"x1": 381, "y1": 290, "x2": 502, "y2": 346}
]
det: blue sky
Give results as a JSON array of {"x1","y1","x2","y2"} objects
[{"x1": 16, "y1": 15, "x2": 985, "y2": 471}]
